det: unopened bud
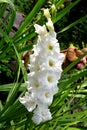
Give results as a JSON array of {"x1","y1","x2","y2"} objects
[
  {"x1": 44, "y1": 8, "x2": 51, "y2": 19},
  {"x1": 46, "y1": 18, "x2": 54, "y2": 31},
  {"x1": 77, "y1": 62, "x2": 84, "y2": 70},
  {"x1": 51, "y1": 4, "x2": 56, "y2": 14},
  {"x1": 81, "y1": 56, "x2": 87, "y2": 64}
]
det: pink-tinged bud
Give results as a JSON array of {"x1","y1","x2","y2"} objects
[
  {"x1": 81, "y1": 56, "x2": 87, "y2": 64},
  {"x1": 77, "y1": 62, "x2": 84, "y2": 70}
]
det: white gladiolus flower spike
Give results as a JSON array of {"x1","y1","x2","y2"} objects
[{"x1": 19, "y1": 7, "x2": 65, "y2": 124}]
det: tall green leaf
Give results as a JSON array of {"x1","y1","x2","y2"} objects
[
  {"x1": 13, "y1": 0, "x2": 46, "y2": 41},
  {"x1": 53, "y1": 0, "x2": 80, "y2": 23},
  {"x1": 0, "y1": 0, "x2": 15, "y2": 10},
  {"x1": 58, "y1": 15, "x2": 87, "y2": 33}
]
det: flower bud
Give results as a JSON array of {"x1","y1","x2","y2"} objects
[
  {"x1": 77, "y1": 62, "x2": 84, "y2": 70},
  {"x1": 81, "y1": 56, "x2": 87, "y2": 64},
  {"x1": 51, "y1": 4, "x2": 56, "y2": 16},
  {"x1": 46, "y1": 18, "x2": 54, "y2": 31},
  {"x1": 44, "y1": 8, "x2": 51, "y2": 19}
]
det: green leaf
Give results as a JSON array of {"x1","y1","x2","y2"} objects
[
  {"x1": 63, "y1": 51, "x2": 87, "y2": 74},
  {"x1": 53, "y1": 0, "x2": 80, "y2": 23},
  {"x1": 0, "y1": 83, "x2": 25, "y2": 92},
  {"x1": 6, "y1": 9, "x2": 16, "y2": 34},
  {"x1": 58, "y1": 15, "x2": 87, "y2": 33},
  {"x1": 0, "y1": 3, "x2": 7, "y2": 18},
  {"x1": 56, "y1": 0, "x2": 66, "y2": 8},
  {"x1": 59, "y1": 69, "x2": 87, "y2": 91},
  {"x1": 12, "y1": 42, "x2": 27, "y2": 82},
  {"x1": 0, "y1": 0, "x2": 15, "y2": 10},
  {"x1": 14, "y1": 32, "x2": 36, "y2": 46},
  {"x1": 66, "y1": 128, "x2": 82, "y2": 130},
  {"x1": 13, "y1": 0, "x2": 46, "y2": 41}
]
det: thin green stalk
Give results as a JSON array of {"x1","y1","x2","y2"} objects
[
  {"x1": 0, "y1": 80, "x2": 22, "y2": 117},
  {"x1": 12, "y1": 42, "x2": 27, "y2": 82},
  {"x1": 6, "y1": 9, "x2": 16, "y2": 34},
  {"x1": 63, "y1": 51, "x2": 87, "y2": 74},
  {"x1": 0, "y1": 83, "x2": 25, "y2": 92},
  {"x1": 59, "y1": 69, "x2": 87, "y2": 91},
  {"x1": 58, "y1": 15, "x2": 87, "y2": 33},
  {"x1": 0, "y1": 3, "x2": 7, "y2": 18},
  {"x1": 14, "y1": 32, "x2": 36, "y2": 46},
  {"x1": 13, "y1": 0, "x2": 46, "y2": 41},
  {"x1": 53, "y1": 0, "x2": 80, "y2": 23},
  {"x1": 56, "y1": 0, "x2": 66, "y2": 8},
  {"x1": 0, "y1": 0, "x2": 15, "y2": 10}
]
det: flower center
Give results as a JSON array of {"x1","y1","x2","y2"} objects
[
  {"x1": 49, "y1": 60, "x2": 54, "y2": 67},
  {"x1": 35, "y1": 65, "x2": 40, "y2": 72},
  {"x1": 48, "y1": 44, "x2": 54, "y2": 51},
  {"x1": 45, "y1": 92, "x2": 49, "y2": 98},
  {"x1": 34, "y1": 82, "x2": 39, "y2": 88},
  {"x1": 47, "y1": 76, "x2": 53, "y2": 83}
]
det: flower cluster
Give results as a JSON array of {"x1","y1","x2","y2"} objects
[{"x1": 19, "y1": 9, "x2": 64, "y2": 124}]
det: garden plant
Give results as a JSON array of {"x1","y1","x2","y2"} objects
[{"x1": 0, "y1": 0, "x2": 87, "y2": 129}]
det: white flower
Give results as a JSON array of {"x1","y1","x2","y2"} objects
[
  {"x1": 44, "y1": 8, "x2": 51, "y2": 19},
  {"x1": 37, "y1": 89, "x2": 53, "y2": 106},
  {"x1": 19, "y1": 8, "x2": 65, "y2": 125},
  {"x1": 37, "y1": 70, "x2": 61, "y2": 86},
  {"x1": 19, "y1": 92, "x2": 37, "y2": 112},
  {"x1": 33, "y1": 37, "x2": 60, "y2": 55},
  {"x1": 46, "y1": 18, "x2": 54, "y2": 31},
  {"x1": 28, "y1": 70, "x2": 59, "y2": 88},
  {"x1": 27, "y1": 72, "x2": 41, "y2": 91},
  {"x1": 32, "y1": 105, "x2": 52, "y2": 124},
  {"x1": 38, "y1": 53, "x2": 63, "y2": 70},
  {"x1": 34, "y1": 24, "x2": 47, "y2": 35}
]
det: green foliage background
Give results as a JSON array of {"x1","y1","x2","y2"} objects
[{"x1": 0, "y1": 0, "x2": 87, "y2": 129}]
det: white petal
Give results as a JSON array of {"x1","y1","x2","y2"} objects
[
  {"x1": 19, "y1": 92, "x2": 37, "y2": 112},
  {"x1": 37, "y1": 89, "x2": 53, "y2": 106},
  {"x1": 44, "y1": 8, "x2": 51, "y2": 19},
  {"x1": 37, "y1": 70, "x2": 61, "y2": 87},
  {"x1": 32, "y1": 105, "x2": 52, "y2": 124},
  {"x1": 34, "y1": 24, "x2": 47, "y2": 35},
  {"x1": 46, "y1": 18, "x2": 54, "y2": 31}
]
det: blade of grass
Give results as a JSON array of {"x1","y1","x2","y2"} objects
[
  {"x1": 13, "y1": 0, "x2": 46, "y2": 41},
  {"x1": 56, "y1": 0, "x2": 66, "y2": 8},
  {"x1": 6, "y1": 67, "x2": 21, "y2": 103},
  {"x1": 0, "y1": 3, "x2": 7, "y2": 18},
  {"x1": 0, "y1": 83, "x2": 25, "y2": 91},
  {"x1": 12, "y1": 42, "x2": 27, "y2": 82},
  {"x1": 0, "y1": 81, "x2": 22, "y2": 117},
  {"x1": 6, "y1": 9, "x2": 16, "y2": 34},
  {"x1": 53, "y1": 0, "x2": 80, "y2": 23},
  {"x1": 66, "y1": 127, "x2": 82, "y2": 130},
  {"x1": 62, "y1": 51, "x2": 87, "y2": 74},
  {"x1": 0, "y1": 88, "x2": 26, "y2": 123},
  {"x1": 14, "y1": 32, "x2": 36, "y2": 45},
  {"x1": 58, "y1": 15, "x2": 87, "y2": 33},
  {"x1": 0, "y1": 99, "x2": 27, "y2": 123},
  {"x1": 0, "y1": 0, "x2": 15, "y2": 10},
  {"x1": 0, "y1": 28, "x2": 10, "y2": 50},
  {"x1": 19, "y1": 44, "x2": 34, "y2": 53},
  {"x1": 59, "y1": 69, "x2": 87, "y2": 91}
]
